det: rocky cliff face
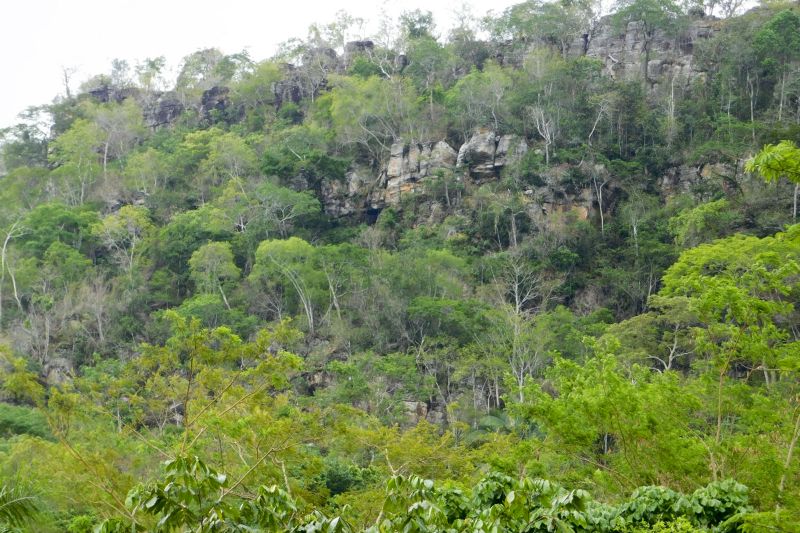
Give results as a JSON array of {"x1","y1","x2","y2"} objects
[
  {"x1": 311, "y1": 15, "x2": 724, "y2": 218},
  {"x1": 576, "y1": 15, "x2": 720, "y2": 90},
  {"x1": 320, "y1": 131, "x2": 532, "y2": 216},
  {"x1": 319, "y1": 140, "x2": 458, "y2": 216},
  {"x1": 85, "y1": 14, "x2": 725, "y2": 220},
  {"x1": 384, "y1": 140, "x2": 458, "y2": 204},
  {"x1": 143, "y1": 92, "x2": 184, "y2": 128},
  {"x1": 456, "y1": 129, "x2": 528, "y2": 180}
]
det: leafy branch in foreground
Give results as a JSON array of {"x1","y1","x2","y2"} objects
[
  {"x1": 747, "y1": 140, "x2": 800, "y2": 221},
  {"x1": 97, "y1": 457, "x2": 753, "y2": 532}
]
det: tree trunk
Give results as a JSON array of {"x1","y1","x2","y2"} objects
[
  {"x1": 218, "y1": 284, "x2": 231, "y2": 310},
  {"x1": 777, "y1": 406, "x2": 800, "y2": 511},
  {"x1": 510, "y1": 213, "x2": 518, "y2": 248},
  {"x1": 593, "y1": 175, "x2": 606, "y2": 236},
  {"x1": 0, "y1": 230, "x2": 12, "y2": 325},
  {"x1": 747, "y1": 72, "x2": 756, "y2": 144},
  {"x1": 103, "y1": 141, "x2": 110, "y2": 180}
]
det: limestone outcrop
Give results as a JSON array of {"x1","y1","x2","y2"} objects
[
  {"x1": 320, "y1": 168, "x2": 382, "y2": 217},
  {"x1": 658, "y1": 161, "x2": 739, "y2": 198},
  {"x1": 200, "y1": 86, "x2": 231, "y2": 122},
  {"x1": 384, "y1": 140, "x2": 459, "y2": 204},
  {"x1": 456, "y1": 130, "x2": 528, "y2": 180},
  {"x1": 524, "y1": 165, "x2": 598, "y2": 222},
  {"x1": 576, "y1": 15, "x2": 720, "y2": 90},
  {"x1": 319, "y1": 140, "x2": 460, "y2": 214}
]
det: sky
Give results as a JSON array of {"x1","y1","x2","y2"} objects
[{"x1": 0, "y1": 0, "x2": 523, "y2": 129}]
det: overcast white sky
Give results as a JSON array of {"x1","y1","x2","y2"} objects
[{"x1": 0, "y1": 0, "x2": 523, "y2": 129}]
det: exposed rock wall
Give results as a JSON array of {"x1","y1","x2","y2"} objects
[
  {"x1": 81, "y1": 20, "x2": 727, "y2": 221},
  {"x1": 523, "y1": 164, "x2": 601, "y2": 222},
  {"x1": 199, "y1": 86, "x2": 231, "y2": 122},
  {"x1": 456, "y1": 129, "x2": 527, "y2": 181},
  {"x1": 320, "y1": 132, "x2": 531, "y2": 215},
  {"x1": 575, "y1": 15, "x2": 720, "y2": 90},
  {"x1": 143, "y1": 92, "x2": 184, "y2": 128},
  {"x1": 320, "y1": 140, "x2": 459, "y2": 216},
  {"x1": 384, "y1": 140, "x2": 459, "y2": 204},
  {"x1": 320, "y1": 168, "x2": 383, "y2": 217},
  {"x1": 658, "y1": 161, "x2": 740, "y2": 198}
]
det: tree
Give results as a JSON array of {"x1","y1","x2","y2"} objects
[
  {"x1": 528, "y1": 104, "x2": 558, "y2": 165},
  {"x1": 404, "y1": 37, "x2": 453, "y2": 123},
  {"x1": 486, "y1": 0, "x2": 593, "y2": 57},
  {"x1": 123, "y1": 147, "x2": 170, "y2": 195},
  {"x1": 753, "y1": 10, "x2": 800, "y2": 122},
  {"x1": 154, "y1": 206, "x2": 233, "y2": 297},
  {"x1": 0, "y1": 219, "x2": 25, "y2": 324},
  {"x1": 18, "y1": 203, "x2": 98, "y2": 259},
  {"x1": 94, "y1": 205, "x2": 153, "y2": 280},
  {"x1": 48, "y1": 119, "x2": 103, "y2": 204},
  {"x1": 198, "y1": 132, "x2": 258, "y2": 198},
  {"x1": 307, "y1": 9, "x2": 366, "y2": 54},
  {"x1": 176, "y1": 48, "x2": 249, "y2": 95},
  {"x1": 189, "y1": 242, "x2": 240, "y2": 309},
  {"x1": 746, "y1": 140, "x2": 800, "y2": 222},
  {"x1": 445, "y1": 62, "x2": 512, "y2": 139},
  {"x1": 656, "y1": 226, "x2": 800, "y2": 499},
  {"x1": 668, "y1": 199, "x2": 741, "y2": 248},
  {"x1": 135, "y1": 56, "x2": 167, "y2": 93},
  {"x1": 320, "y1": 76, "x2": 424, "y2": 163},
  {"x1": 252, "y1": 182, "x2": 320, "y2": 239},
  {"x1": 251, "y1": 237, "x2": 327, "y2": 335},
  {"x1": 400, "y1": 9, "x2": 436, "y2": 41},
  {"x1": 0, "y1": 119, "x2": 48, "y2": 171},
  {"x1": 87, "y1": 100, "x2": 146, "y2": 178},
  {"x1": 231, "y1": 61, "x2": 284, "y2": 130},
  {"x1": 482, "y1": 249, "x2": 561, "y2": 401}
]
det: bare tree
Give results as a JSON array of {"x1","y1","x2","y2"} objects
[
  {"x1": 528, "y1": 104, "x2": 559, "y2": 165},
  {"x1": 61, "y1": 66, "x2": 77, "y2": 100},
  {"x1": 590, "y1": 168, "x2": 610, "y2": 236},
  {"x1": 0, "y1": 220, "x2": 25, "y2": 324},
  {"x1": 484, "y1": 250, "x2": 561, "y2": 401}
]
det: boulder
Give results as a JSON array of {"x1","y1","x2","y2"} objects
[
  {"x1": 457, "y1": 130, "x2": 527, "y2": 180},
  {"x1": 44, "y1": 356, "x2": 73, "y2": 386},
  {"x1": 429, "y1": 141, "x2": 459, "y2": 169},
  {"x1": 403, "y1": 401, "x2": 428, "y2": 424},
  {"x1": 272, "y1": 64, "x2": 303, "y2": 108},
  {"x1": 495, "y1": 135, "x2": 528, "y2": 168},
  {"x1": 658, "y1": 162, "x2": 736, "y2": 200},
  {"x1": 457, "y1": 130, "x2": 497, "y2": 178},
  {"x1": 302, "y1": 47, "x2": 338, "y2": 67},
  {"x1": 386, "y1": 142, "x2": 407, "y2": 179},
  {"x1": 647, "y1": 59, "x2": 664, "y2": 79},
  {"x1": 659, "y1": 164, "x2": 701, "y2": 197}
]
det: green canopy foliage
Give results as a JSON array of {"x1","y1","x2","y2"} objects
[{"x1": 1, "y1": 2, "x2": 800, "y2": 530}]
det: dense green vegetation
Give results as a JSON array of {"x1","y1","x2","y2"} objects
[{"x1": 1, "y1": 0, "x2": 800, "y2": 530}]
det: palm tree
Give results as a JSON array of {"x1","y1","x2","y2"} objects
[{"x1": 0, "y1": 485, "x2": 38, "y2": 531}]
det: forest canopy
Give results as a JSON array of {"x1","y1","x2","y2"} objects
[{"x1": 0, "y1": 0, "x2": 800, "y2": 530}]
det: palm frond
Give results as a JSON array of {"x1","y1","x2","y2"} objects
[{"x1": 0, "y1": 485, "x2": 39, "y2": 528}]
